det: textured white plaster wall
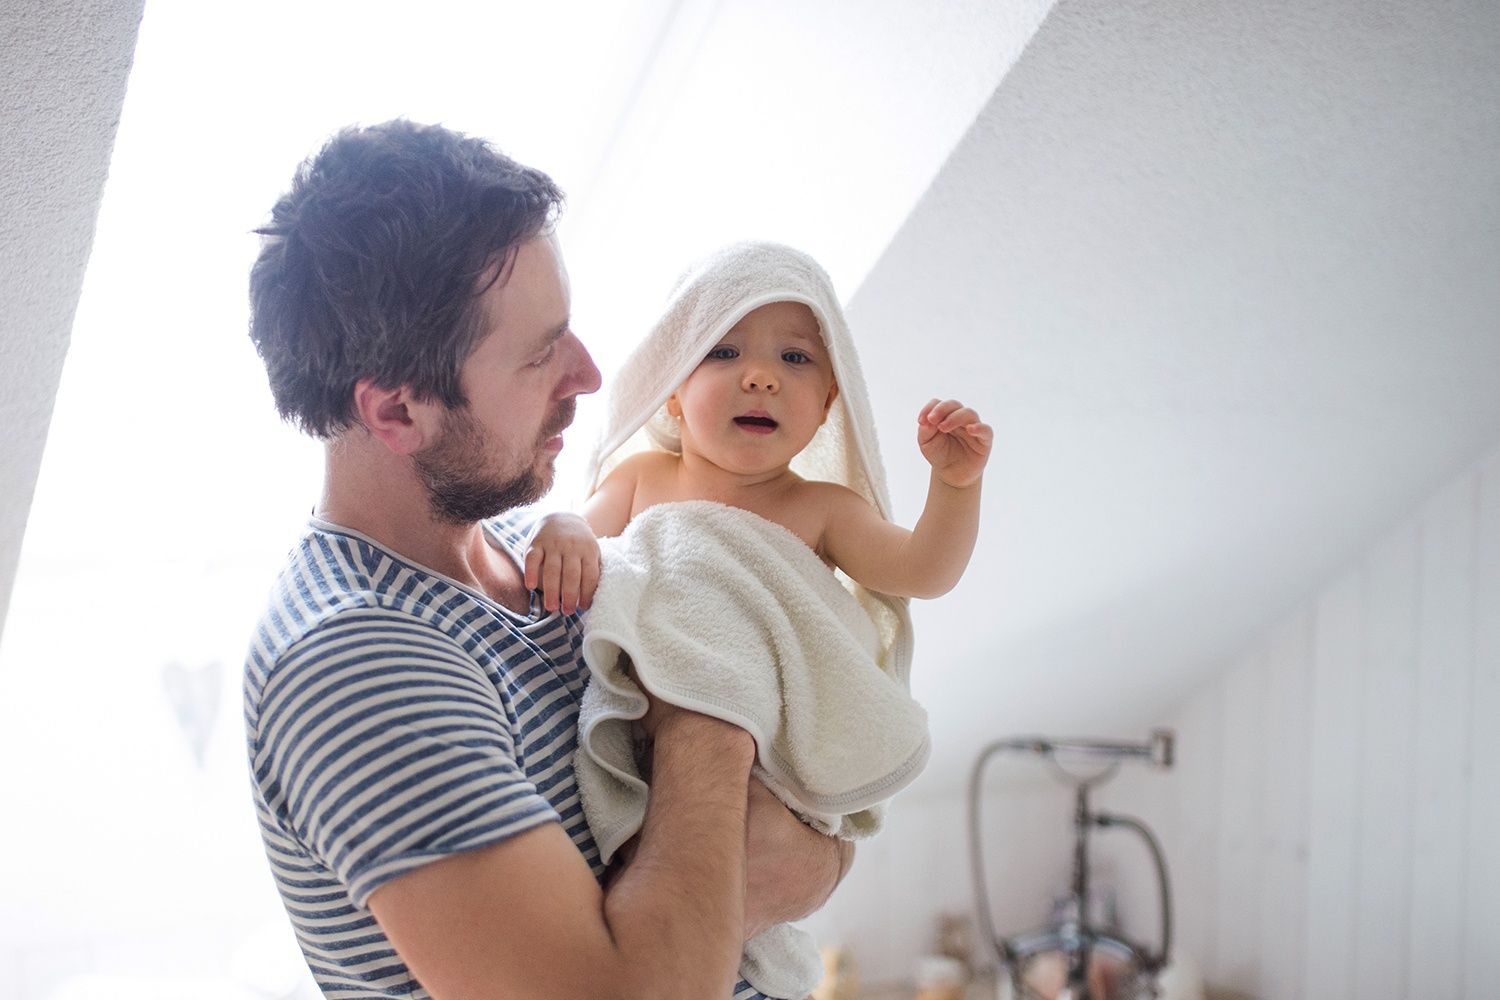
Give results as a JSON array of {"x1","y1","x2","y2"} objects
[
  {"x1": 0, "y1": 0, "x2": 144, "y2": 643},
  {"x1": 848, "y1": 0, "x2": 1500, "y2": 791}
]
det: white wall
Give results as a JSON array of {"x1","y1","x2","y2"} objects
[
  {"x1": 813, "y1": 439, "x2": 1500, "y2": 995},
  {"x1": 1096, "y1": 441, "x2": 1500, "y2": 999}
]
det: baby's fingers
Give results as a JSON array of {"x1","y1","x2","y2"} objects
[
  {"x1": 936, "y1": 405, "x2": 980, "y2": 433},
  {"x1": 560, "y1": 554, "x2": 584, "y2": 615},
  {"x1": 959, "y1": 421, "x2": 995, "y2": 454},
  {"x1": 524, "y1": 546, "x2": 543, "y2": 591},
  {"x1": 579, "y1": 554, "x2": 601, "y2": 611},
  {"x1": 922, "y1": 398, "x2": 964, "y2": 427},
  {"x1": 541, "y1": 550, "x2": 564, "y2": 613},
  {"x1": 917, "y1": 399, "x2": 955, "y2": 445}
]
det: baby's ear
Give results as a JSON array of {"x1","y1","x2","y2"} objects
[
  {"x1": 666, "y1": 393, "x2": 683, "y2": 418},
  {"x1": 823, "y1": 379, "x2": 840, "y2": 416}
]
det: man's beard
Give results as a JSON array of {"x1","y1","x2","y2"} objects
[{"x1": 413, "y1": 400, "x2": 574, "y2": 525}]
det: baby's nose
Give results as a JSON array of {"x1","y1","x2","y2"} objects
[{"x1": 742, "y1": 368, "x2": 778, "y2": 392}]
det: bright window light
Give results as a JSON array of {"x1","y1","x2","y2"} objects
[{"x1": 0, "y1": 2, "x2": 681, "y2": 995}]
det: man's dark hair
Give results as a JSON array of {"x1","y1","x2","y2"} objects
[{"x1": 249, "y1": 119, "x2": 564, "y2": 438}]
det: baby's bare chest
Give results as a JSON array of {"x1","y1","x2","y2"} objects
[{"x1": 633, "y1": 482, "x2": 831, "y2": 561}]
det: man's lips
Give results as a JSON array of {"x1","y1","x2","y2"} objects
[{"x1": 539, "y1": 401, "x2": 577, "y2": 446}]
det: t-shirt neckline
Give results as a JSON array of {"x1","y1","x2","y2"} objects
[{"x1": 306, "y1": 514, "x2": 548, "y2": 625}]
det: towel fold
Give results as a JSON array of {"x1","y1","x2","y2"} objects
[{"x1": 576, "y1": 500, "x2": 930, "y2": 999}]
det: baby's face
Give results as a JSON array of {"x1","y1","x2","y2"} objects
[{"x1": 668, "y1": 300, "x2": 839, "y2": 477}]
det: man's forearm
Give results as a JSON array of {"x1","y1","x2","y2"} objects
[{"x1": 604, "y1": 714, "x2": 756, "y2": 998}]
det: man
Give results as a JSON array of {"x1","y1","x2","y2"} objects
[{"x1": 244, "y1": 120, "x2": 848, "y2": 1000}]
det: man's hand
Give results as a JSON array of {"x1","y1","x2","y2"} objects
[
  {"x1": 743, "y1": 779, "x2": 852, "y2": 939},
  {"x1": 917, "y1": 398, "x2": 993, "y2": 489},
  {"x1": 524, "y1": 512, "x2": 602, "y2": 614},
  {"x1": 611, "y1": 740, "x2": 852, "y2": 940}
]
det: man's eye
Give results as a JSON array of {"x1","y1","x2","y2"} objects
[
  {"x1": 708, "y1": 346, "x2": 738, "y2": 360},
  {"x1": 783, "y1": 350, "x2": 811, "y2": 364},
  {"x1": 531, "y1": 344, "x2": 556, "y2": 367}
]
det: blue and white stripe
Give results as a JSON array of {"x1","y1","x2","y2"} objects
[{"x1": 245, "y1": 512, "x2": 771, "y2": 999}]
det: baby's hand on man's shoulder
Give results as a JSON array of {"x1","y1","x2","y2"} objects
[
  {"x1": 523, "y1": 512, "x2": 602, "y2": 615},
  {"x1": 916, "y1": 399, "x2": 993, "y2": 489}
]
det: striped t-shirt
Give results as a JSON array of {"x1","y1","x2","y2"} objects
[{"x1": 244, "y1": 513, "x2": 770, "y2": 999}]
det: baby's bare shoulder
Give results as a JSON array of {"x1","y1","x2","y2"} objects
[
  {"x1": 607, "y1": 450, "x2": 683, "y2": 510},
  {"x1": 608, "y1": 449, "x2": 677, "y2": 481},
  {"x1": 796, "y1": 479, "x2": 874, "y2": 516}
]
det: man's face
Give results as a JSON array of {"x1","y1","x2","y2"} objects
[{"x1": 413, "y1": 235, "x2": 601, "y2": 524}]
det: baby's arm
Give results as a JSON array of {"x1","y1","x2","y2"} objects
[
  {"x1": 580, "y1": 456, "x2": 642, "y2": 538},
  {"x1": 522, "y1": 457, "x2": 646, "y2": 613},
  {"x1": 822, "y1": 399, "x2": 992, "y2": 599}
]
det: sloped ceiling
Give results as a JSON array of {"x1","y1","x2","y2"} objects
[
  {"x1": 855, "y1": 0, "x2": 1500, "y2": 790},
  {"x1": 0, "y1": 0, "x2": 144, "y2": 646}
]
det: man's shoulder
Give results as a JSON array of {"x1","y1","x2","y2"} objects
[
  {"x1": 245, "y1": 511, "x2": 554, "y2": 678},
  {"x1": 245, "y1": 529, "x2": 404, "y2": 692},
  {"x1": 269, "y1": 525, "x2": 401, "y2": 623},
  {"x1": 272, "y1": 511, "x2": 535, "y2": 622},
  {"x1": 247, "y1": 523, "x2": 461, "y2": 676}
]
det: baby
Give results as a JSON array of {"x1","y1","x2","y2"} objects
[
  {"x1": 527, "y1": 242, "x2": 989, "y2": 999},
  {"x1": 526, "y1": 279, "x2": 989, "y2": 618}
]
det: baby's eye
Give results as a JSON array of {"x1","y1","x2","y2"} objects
[
  {"x1": 782, "y1": 350, "x2": 811, "y2": 364},
  {"x1": 707, "y1": 345, "x2": 738, "y2": 360}
]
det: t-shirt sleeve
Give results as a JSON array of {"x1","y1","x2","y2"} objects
[{"x1": 250, "y1": 608, "x2": 559, "y2": 907}]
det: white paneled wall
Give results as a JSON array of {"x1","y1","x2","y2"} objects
[
  {"x1": 1101, "y1": 443, "x2": 1500, "y2": 999},
  {"x1": 1469, "y1": 461, "x2": 1500, "y2": 1000}
]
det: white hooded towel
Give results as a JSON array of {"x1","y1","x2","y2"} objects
[{"x1": 573, "y1": 242, "x2": 928, "y2": 999}]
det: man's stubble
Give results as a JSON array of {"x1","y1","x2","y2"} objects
[{"x1": 414, "y1": 399, "x2": 576, "y2": 524}]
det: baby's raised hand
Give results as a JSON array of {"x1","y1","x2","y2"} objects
[
  {"x1": 523, "y1": 513, "x2": 602, "y2": 615},
  {"x1": 917, "y1": 398, "x2": 993, "y2": 489}
]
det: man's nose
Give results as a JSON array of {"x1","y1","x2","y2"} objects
[{"x1": 563, "y1": 332, "x2": 602, "y2": 396}]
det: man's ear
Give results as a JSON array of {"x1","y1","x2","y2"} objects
[{"x1": 352, "y1": 379, "x2": 439, "y2": 456}]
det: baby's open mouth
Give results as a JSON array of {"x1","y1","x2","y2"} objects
[{"x1": 734, "y1": 415, "x2": 778, "y2": 429}]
